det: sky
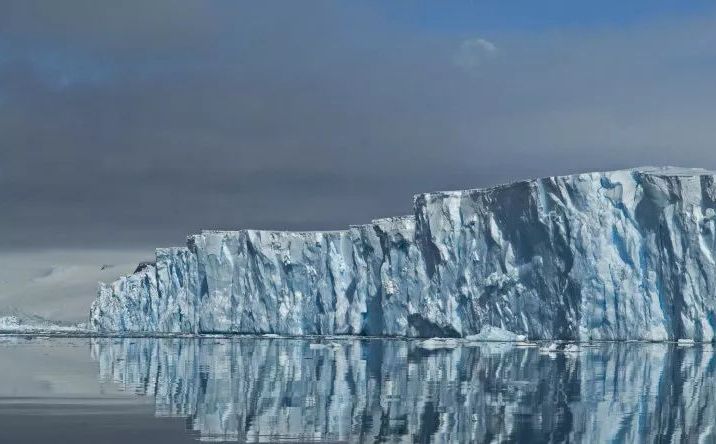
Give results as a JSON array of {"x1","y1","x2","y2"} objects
[{"x1": 3, "y1": 1, "x2": 716, "y2": 250}]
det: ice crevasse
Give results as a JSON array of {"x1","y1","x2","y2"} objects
[{"x1": 90, "y1": 166, "x2": 716, "y2": 341}]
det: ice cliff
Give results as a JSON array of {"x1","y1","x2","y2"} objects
[{"x1": 90, "y1": 166, "x2": 716, "y2": 340}]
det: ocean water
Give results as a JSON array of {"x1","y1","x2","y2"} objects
[{"x1": 0, "y1": 336, "x2": 714, "y2": 443}]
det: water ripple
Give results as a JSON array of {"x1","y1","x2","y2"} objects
[{"x1": 90, "y1": 338, "x2": 716, "y2": 443}]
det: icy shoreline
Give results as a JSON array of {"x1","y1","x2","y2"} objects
[
  {"x1": 2, "y1": 329, "x2": 714, "y2": 347},
  {"x1": 0, "y1": 314, "x2": 92, "y2": 335}
]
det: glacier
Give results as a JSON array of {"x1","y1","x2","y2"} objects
[{"x1": 90, "y1": 166, "x2": 716, "y2": 341}]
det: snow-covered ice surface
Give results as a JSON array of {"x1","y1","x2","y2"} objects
[{"x1": 90, "y1": 167, "x2": 716, "y2": 340}]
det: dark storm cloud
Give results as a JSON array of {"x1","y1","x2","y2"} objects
[{"x1": 3, "y1": 1, "x2": 716, "y2": 248}]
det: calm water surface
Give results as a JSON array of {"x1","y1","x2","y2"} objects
[{"x1": 0, "y1": 336, "x2": 714, "y2": 443}]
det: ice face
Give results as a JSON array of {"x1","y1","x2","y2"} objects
[{"x1": 90, "y1": 167, "x2": 716, "y2": 340}]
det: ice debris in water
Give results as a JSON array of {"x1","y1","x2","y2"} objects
[
  {"x1": 90, "y1": 167, "x2": 716, "y2": 341},
  {"x1": 540, "y1": 343, "x2": 560, "y2": 353},
  {"x1": 465, "y1": 326, "x2": 524, "y2": 342},
  {"x1": 417, "y1": 338, "x2": 460, "y2": 350}
]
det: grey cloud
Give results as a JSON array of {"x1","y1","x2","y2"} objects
[
  {"x1": 455, "y1": 37, "x2": 498, "y2": 68},
  {"x1": 2, "y1": 2, "x2": 716, "y2": 248}
]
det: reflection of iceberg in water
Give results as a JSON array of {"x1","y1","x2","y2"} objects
[{"x1": 90, "y1": 338, "x2": 716, "y2": 442}]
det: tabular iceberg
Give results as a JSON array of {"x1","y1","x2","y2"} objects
[{"x1": 90, "y1": 166, "x2": 716, "y2": 340}]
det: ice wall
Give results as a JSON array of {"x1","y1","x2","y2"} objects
[{"x1": 90, "y1": 167, "x2": 716, "y2": 340}]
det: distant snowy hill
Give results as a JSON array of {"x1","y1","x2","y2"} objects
[{"x1": 0, "y1": 250, "x2": 150, "y2": 322}]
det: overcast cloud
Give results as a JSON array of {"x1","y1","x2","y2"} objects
[{"x1": 3, "y1": 1, "x2": 716, "y2": 249}]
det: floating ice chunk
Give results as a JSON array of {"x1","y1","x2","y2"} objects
[
  {"x1": 540, "y1": 343, "x2": 560, "y2": 353},
  {"x1": 465, "y1": 326, "x2": 522, "y2": 342},
  {"x1": 418, "y1": 338, "x2": 460, "y2": 350}
]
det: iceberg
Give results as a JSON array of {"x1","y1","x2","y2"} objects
[{"x1": 90, "y1": 166, "x2": 716, "y2": 340}]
